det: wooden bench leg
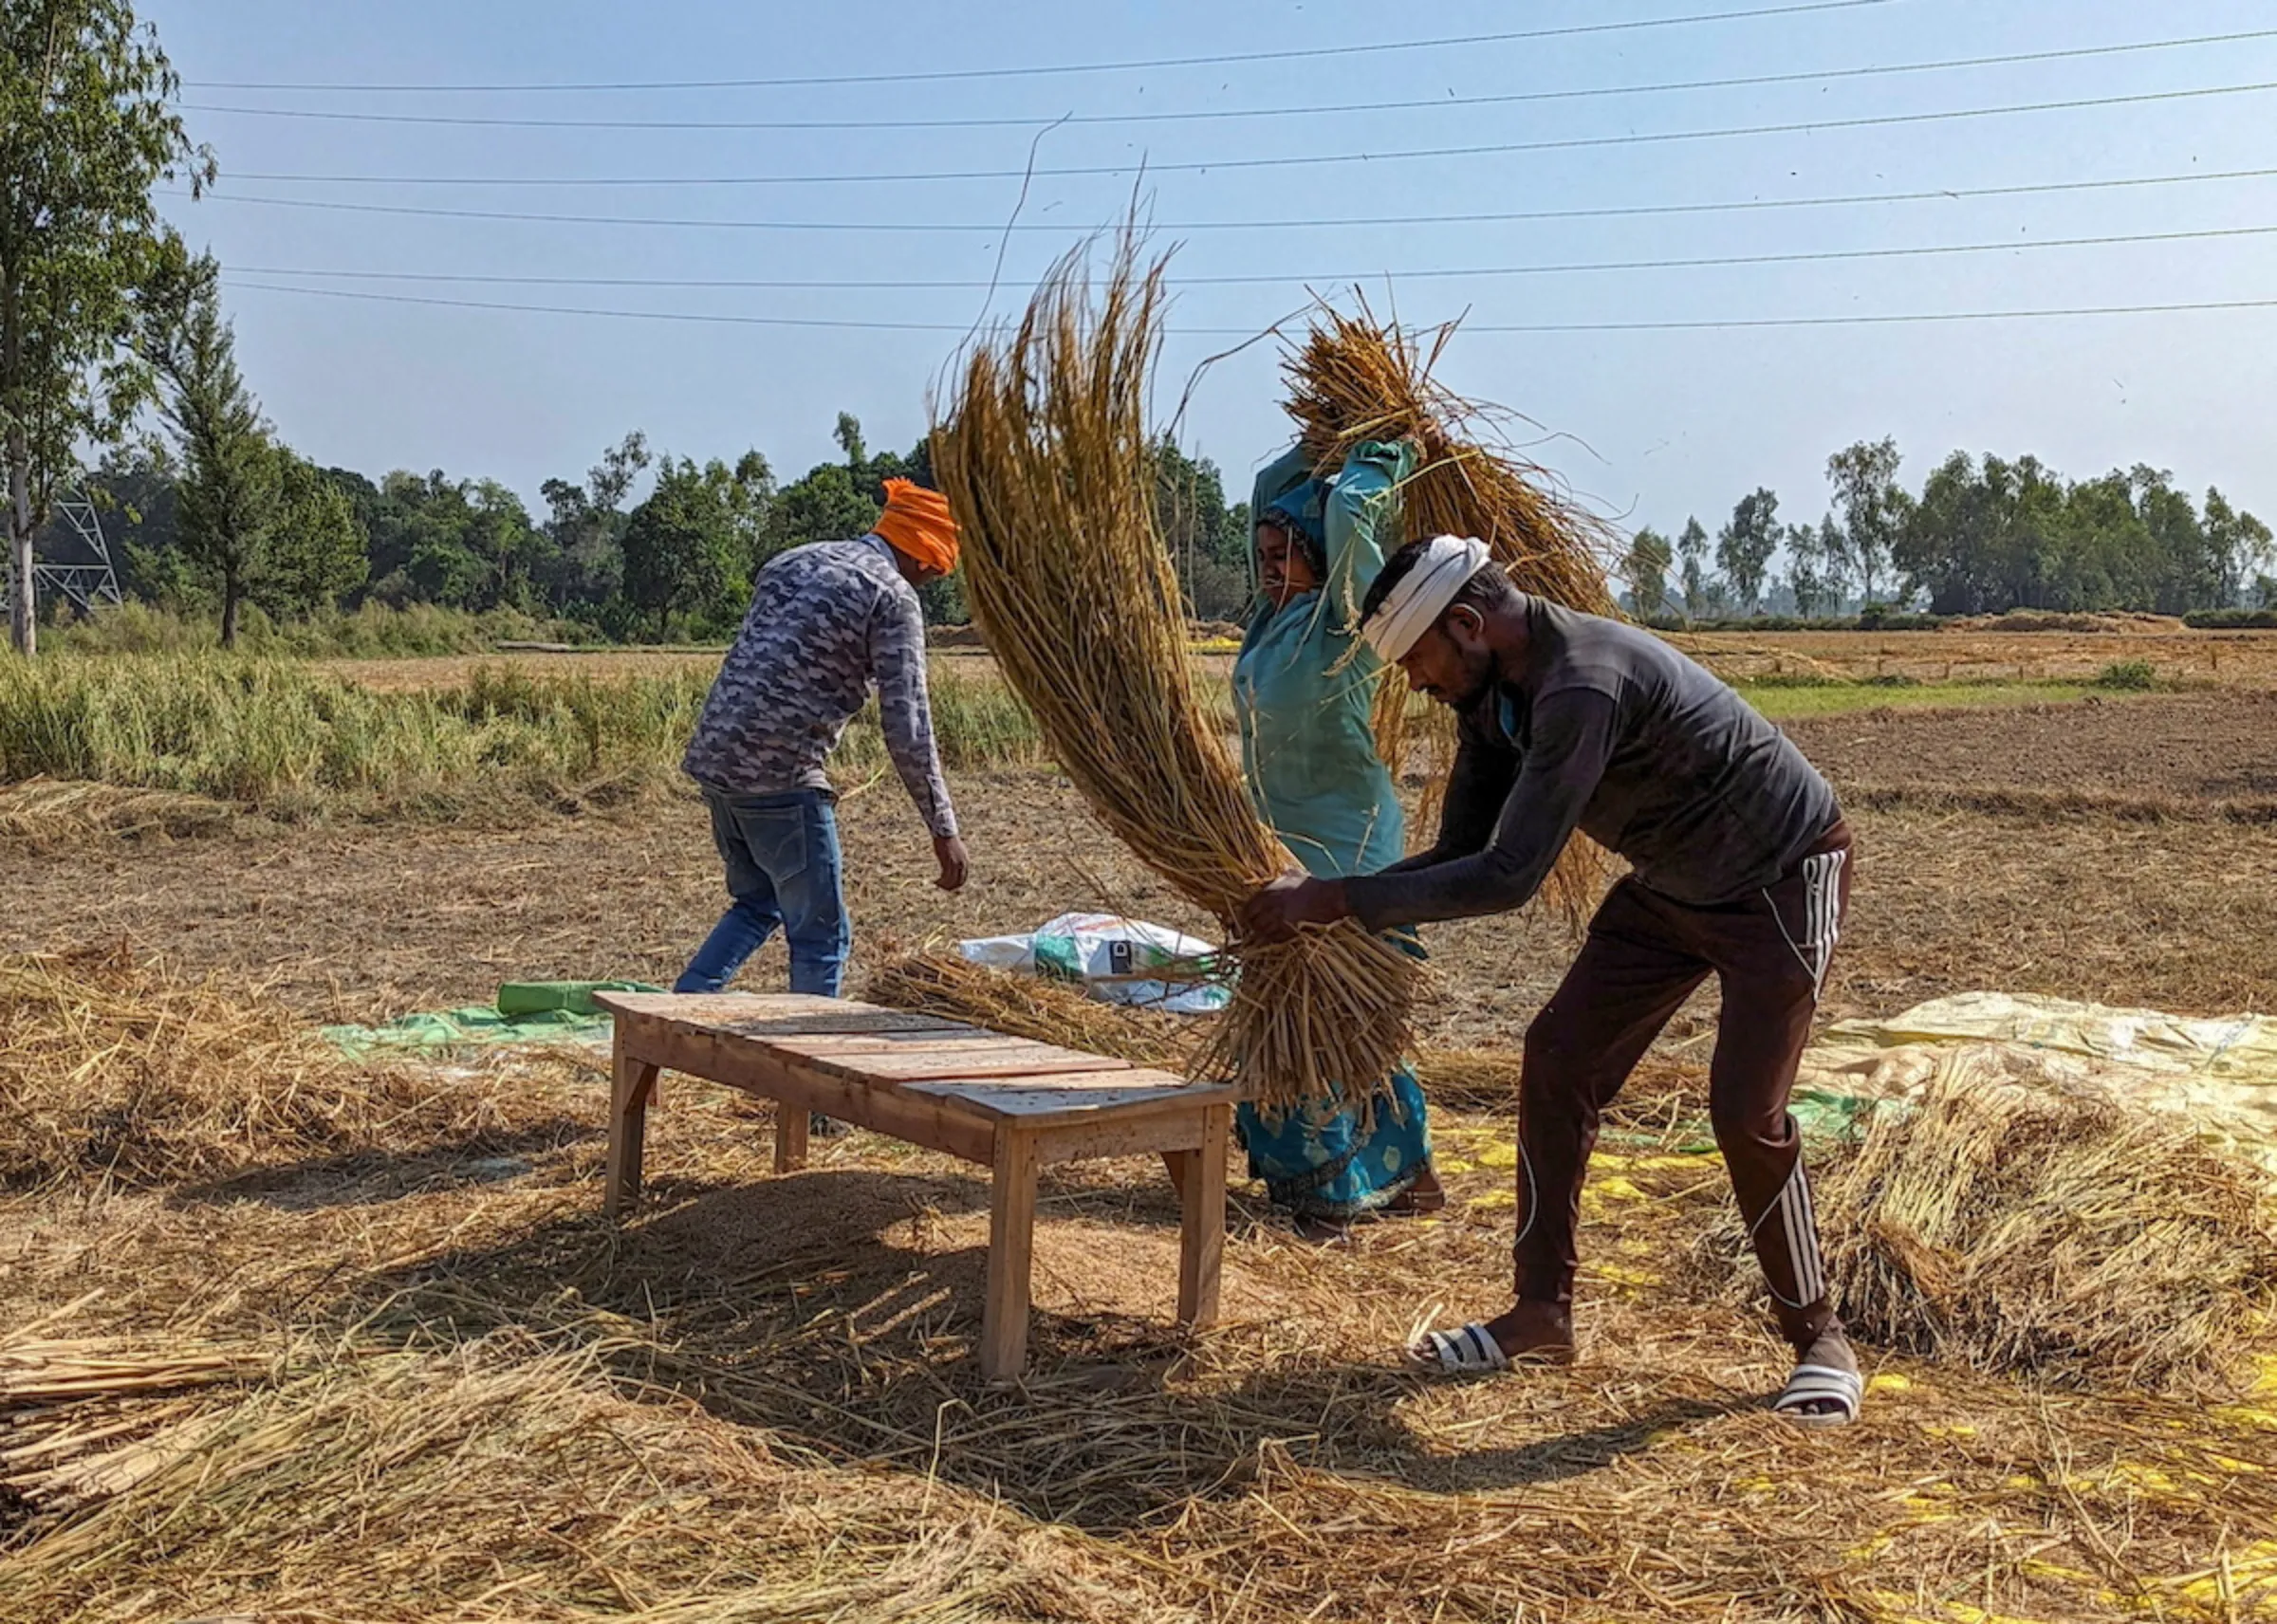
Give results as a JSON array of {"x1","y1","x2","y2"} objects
[
  {"x1": 604, "y1": 1055, "x2": 660, "y2": 1220},
  {"x1": 773, "y1": 1101, "x2": 810, "y2": 1173},
  {"x1": 982, "y1": 1127, "x2": 1040, "y2": 1382},
  {"x1": 1175, "y1": 1104, "x2": 1230, "y2": 1328},
  {"x1": 1160, "y1": 1151, "x2": 1190, "y2": 1204}
]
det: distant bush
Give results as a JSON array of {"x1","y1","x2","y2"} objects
[
  {"x1": 2184, "y1": 608, "x2": 2277, "y2": 630},
  {"x1": 1639, "y1": 610, "x2": 1950, "y2": 633},
  {"x1": 2093, "y1": 659, "x2": 2158, "y2": 692},
  {"x1": 49, "y1": 602, "x2": 601, "y2": 658}
]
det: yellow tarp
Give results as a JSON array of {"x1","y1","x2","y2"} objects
[{"x1": 1800, "y1": 991, "x2": 2277, "y2": 1169}]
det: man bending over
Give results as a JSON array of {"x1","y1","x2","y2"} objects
[
  {"x1": 1239, "y1": 536, "x2": 1862, "y2": 1425},
  {"x1": 677, "y1": 479, "x2": 971, "y2": 1001}
]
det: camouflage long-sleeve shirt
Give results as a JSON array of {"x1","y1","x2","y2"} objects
[{"x1": 682, "y1": 535, "x2": 958, "y2": 839}]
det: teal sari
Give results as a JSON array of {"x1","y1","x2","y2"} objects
[{"x1": 1232, "y1": 439, "x2": 1434, "y2": 1222}]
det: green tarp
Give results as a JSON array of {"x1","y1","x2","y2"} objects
[{"x1": 324, "y1": 981, "x2": 660, "y2": 1058}]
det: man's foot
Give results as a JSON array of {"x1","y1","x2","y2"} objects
[
  {"x1": 1406, "y1": 1299, "x2": 1576, "y2": 1375},
  {"x1": 1772, "y1": 1326, "x2": 1863, "y2": 1426},
  {"x1": 809, "y1": 1113, "x2": 851, "y2": 1138}
]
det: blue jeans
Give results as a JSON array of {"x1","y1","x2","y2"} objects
[{"x1": 676, "y1": 786, "x2": 850, "y2": 996}]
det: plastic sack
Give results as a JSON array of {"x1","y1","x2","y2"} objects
[{"x1": 956, "y1": 912, "x2": 1230, "y2": 1016}]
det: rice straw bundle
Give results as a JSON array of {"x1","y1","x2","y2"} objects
[
  {"x1": 866, "y1": 950, "x2": 1705, "y2": 1126},
  {"x1": 932, "y1": 237, "x2": 1419, "y2": 1115},
  {"x1": 1703, "y1": 1069, "x2": 2277, "y2": 1392},
  {"x1": 1283, "y1": 301, "x2": 1620, "y2": 927}
]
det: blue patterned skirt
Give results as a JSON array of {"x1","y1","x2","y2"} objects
[{"x1": 1235, "y1": 1063, "x2": 1433, "y2": 1222}]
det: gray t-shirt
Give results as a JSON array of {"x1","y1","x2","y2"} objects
[
  {"x1": 1344, "y1": 598, "x2": 1840, "y2": 928},
  {"x1": 682, "y1": 535, "x2": 957, "y2": 839}
]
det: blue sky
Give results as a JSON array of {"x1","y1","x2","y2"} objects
[{"x1": 145, "y1": 0, "x2": 2277, "y2": 542}]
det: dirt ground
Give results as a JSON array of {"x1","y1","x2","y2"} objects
[
  {"x1": 314, "y1": 628, "x2": 2277, "y2": 694},
  {"x1": 9, "y1": 689, "x2": 2277, "y2": 1621},
  {"x1": 8, "y1": 693, "x2": 2273, "y2": 1035}
]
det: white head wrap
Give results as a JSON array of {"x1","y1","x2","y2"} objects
[{"x1": 1361, "y1": 535, "x2": 1493, "y2": 662}]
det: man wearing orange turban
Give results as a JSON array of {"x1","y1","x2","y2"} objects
[
  {"x1": 872, "y1": 478, "x2": 961, "y2": 580},
  {"x1": 678, "y1": 484, "x2": 972, "y2": 1119}
]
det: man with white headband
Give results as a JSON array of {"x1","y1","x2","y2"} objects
[{"x1": 1238, "y1": 535, "x2": 1862, "y2": 1426}]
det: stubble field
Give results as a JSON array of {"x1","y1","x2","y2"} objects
[{"x1": 3, "y1": 630, "x2": 2275, "y2": 1623}]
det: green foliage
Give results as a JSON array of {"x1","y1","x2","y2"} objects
[
  {"x1": 2, "y1": 0, "x2": 212, "y2": 652},
  {"x1": 1825, "y1": 437, "x2": 1909, "y2": 605},
  {"x1": 2184, "y1": 607, "x2": 2277, "y2": 630},
  {"x1": 1619, "y1": 528, "x2": 1674, "y2": 619},
  {"x1": 1716, "y1": 489, "x2": 1781, "y2": 614},
  {"x1": 150, "y1": 264, "x2": 277, "y2": 646},
  {"x1": 621, "y1": 455, "x2": 768, "y2": 637},
  {"x1": 265, "y1": 451, "x2": 367, "y2": 616},
  {"x1": 0, "y1": 653, "x2": 1045, "y2": 818},
  {"x1": 1153, "y1": 436, "x2": 1250, "y2": 622},
  {"x1": 1894, "y1": 452, "x2": 2274, "y2": 617},
  {"x1": 48, "y1": 600, "x2": 595, "y2": 656},
  {"x1": 2093, "y1": 659, "x2": 2158, "y2": 692}
]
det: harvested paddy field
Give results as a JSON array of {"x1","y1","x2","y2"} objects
[{"x1": 6, "y1": 672, "x2": 2276, "y2": 1622}]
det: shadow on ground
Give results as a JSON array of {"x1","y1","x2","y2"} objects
[{"x1": 328, "y1": 1166, "x2": 1750, "y2": 1530}]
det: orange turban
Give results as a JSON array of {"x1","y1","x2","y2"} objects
[{"x1": 874, "y1": 479, "x2": 960, "y2": 574}]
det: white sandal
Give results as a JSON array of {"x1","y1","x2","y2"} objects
[
  {"x1": 1405, "y1": 1322, "x2": 1510, "y2": 1376},
  {"x1": 1773, "y1": 1362, "x2": 1863, "y2": 1427}
]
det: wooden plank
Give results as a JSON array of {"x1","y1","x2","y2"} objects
[
  {"x1": 909, "y1": 1069, "x2": 1239, "y2": 1128},
  {"x1": 779, "y1": 1044, "x2": 1133, "y2": 1085},
  {"x1": 598, "y1": 991, "x2": 964, "y2": 1041},
  {"x1": 604, "y1": 1055, "x2": 659, "y2": 1220},
  {"x1": 982, "y1": 1127, "x2": 1040, "y2": 1382},
  {"x1": 1031, "y1": 1112, "x2": 1220, "y2": 1165},
  {"x1": 1176, "y1": 1103, "x2": 1231, "y2": 1328},
  {"x1": 628, "y1": 1024, "x2": 994, "y2": 1164}
]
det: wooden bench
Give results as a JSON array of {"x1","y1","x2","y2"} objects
[{"x1": 594, "y1": 991, "x2": 1239, "y2": 1381}]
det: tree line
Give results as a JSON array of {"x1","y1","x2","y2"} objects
[{"x1": 1620, "y1": 437, "x2": 2276, "y2": 622}]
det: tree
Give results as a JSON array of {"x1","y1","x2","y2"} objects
[
  {"x1": 1675, "y1": 516, "x2": 1712, "y2": 619},
  {"x1": 1154, "y1": 436, "x2": 1247, "y2": 621},
  {"x1": 537, "y1": 430, "x2": 649, "y2": 611},
  {"x1": 1716, "y1": 489, "x2": 1781, "y2": 615},
  {"x1": 3, "y1": 0, "x2": 211, "y2": 652},
  {"x1": 262, "y1": 451, "x2": 364, "y2": 616},
  {"x1": 2205, "y1": 489, "x2": 2275, "y2": 607},
  {"x1": 1619, "y1": 527, "x2": 1674, "y2": 619},
  {"x1": 1785, "y1": 521, "x2": 1834, "y2": 618},
  {"x1": 621, "y1": 454, "x2": 769, "y2": 638},
  {"x1": 154, "y1": 269, "x2": 275, "y2": 646},
  {"x1": 1825, "y1": 437, "x2": 1908, "y2": 607}
]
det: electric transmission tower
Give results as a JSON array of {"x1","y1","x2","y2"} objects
[{"x1": 0, "y1": 483, "x2": 123, "y2": 623}]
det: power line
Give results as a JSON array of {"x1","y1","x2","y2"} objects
[
  {"x1": 187, "y1": 0, "x2": 1904, "y2": 94},
  {"x1": 222, "y1": 79, "x2": 2277, "y2": 188},
  {"x1": 167, "y1": 164, "x2": 2277, "y2": 236},
  {"x1": 224, "y1": 278, "x2": 2277, "y2": 334},
  {"x1": 178, "y1": 29, "x2": 2277, "y2": 132},
  {"x1": 231, "y1": 222, "x2": 2277, "y2": 292}
]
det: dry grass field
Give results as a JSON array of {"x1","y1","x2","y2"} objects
[{"x1": 4, "y1": 633, "x2": 2276, "y2": 1622}]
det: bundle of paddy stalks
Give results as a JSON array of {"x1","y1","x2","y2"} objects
[
  {"x1": 0, "y1": 942, "x2": 567, "y2": 1189},
  {"x1": 933, "y1": 237, "x2": 1419, "y2": 1116},
  {"x1": 1283, "y1": 301, "x2": 1620, "y2": 928},
  {"x1": 865, "y1": 950, "x2": 1696, "y2": 1124},
  {"x1": 1704, "y1": 1070, "x2": 2277, "y2": 1393}
]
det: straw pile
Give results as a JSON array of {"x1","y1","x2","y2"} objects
[
  {"x1": 1283, "y1": 303, "x2": 1619, "y2": 927},
  {"x1": 0, "y1": 943, "x2": 567, "y2": 1189},
  {"x1": 933, "y1": 238, "x2": 1418, "y2": 1115},
  {"x1": 1708, "y1": 1071, "x2": 2277, "y2": 1393},
  {"x1": 0, "y1": 1331, "x2": 1166, "y2": 1624}
]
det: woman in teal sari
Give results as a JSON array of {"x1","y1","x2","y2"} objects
[{"x1": 1233, "y1": 439, "x2": 1441, "y2": 1241}]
